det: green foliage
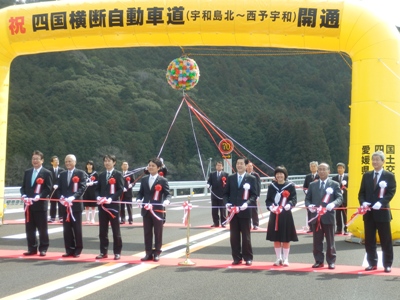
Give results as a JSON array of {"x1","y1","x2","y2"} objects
[{"x1": 6, "y1": 47, "x2": 351, "y2": 185}]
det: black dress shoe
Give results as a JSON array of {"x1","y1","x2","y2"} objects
[
  {"x1": 384, "y1": 266, "x2": 392, "y2": 273},
  {"x1": 39, "y1": 251, "x2": 46, "y2": 257},
  {"x1": 312, "y1": 262, "x2": 324, "y2": 268},
  {"x1": 96, "y1": 254, "x2": 108, "y2": 259},
  {"x1": 221, "y1": 225, "x2": 226, "y2": 228},
  {"x1": 73, "y1": 254, "x2": 80, "y2": 258},
  {"x1": 23, "y1": 251, "x2": 37, "y2": 256},
  {"x1": 211, "y1": 224, "x2": 218, "y2": 228},
  {"x1": 114, "y1": 254, "x2": 121, "y2": 260},
  {"x1": 328, "y1": 263, "x2": 335, "y2": 269},
  {"x1": 232, "y1": 260, "x2": 242, "y2": 265},
  {"x1": 245, "y1": 260, "x2": 252, "y2": 266},
  {"x1": 140, "y1": 254, "x2": 153, "y2": 261},
  {"x1": 153, "y1": 255, "x2": 160, "y2": 262},
  {"x1": 335, "y1": 230, "x2": 342, "y2": 234},
  {"x1": 120, "y1": 221, "x2": 125, "y2": 224},
  {"x1": 62, "y1": 253, "x2": 73, "y2": 257},
  {"x1": 365, "y1": 265, "x2": 377, "y2": 271},
  {"x1": 129, "y1": 221, "x2": 133, "y2": 224}
]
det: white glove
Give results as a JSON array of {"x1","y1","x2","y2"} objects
[
  {"x1": 136, "y1": 199, "x2": 143, "y2": 204},
  {"x1": 123, "y1": 188, "x2": 127, "y2": 192},
  {"x1": 128, "y1": 184, "x2": 132, "y2": 189},
  {"x1": 326, "y1": 203, "x2": 335, "y2": 211},
  {"x1": 304, "y1": 190, "x2": 308, "y2": 194},
  {"x1": 144, "y1": 203, "x2": 153, "y2": 210},
  {"x1": 53, "y1": 184, "x2": 58, "y2": 190},
  {"x1": 308, "y1": 204, "x2": 316, "y2": 213},
  {"x1": 269, "y1": 205, "x2": 276, "y2": 213},
  {"x1": 372, "y1": 202, "x2": 382, "y2": 210},
  {"x1": 207, "y1": 184, "x2": 210, "y2": 189},
  {"x1": 59, "y1": 196, "x2": 65, "y2": 205},
  {"x1": 21, "y1": 194, "x2": 27, "y2": 201},
  {"x1": 87, "y1": 182, "x2": 93, "y2": 186},
  {"x1": 284, "y1": 204, "x2": 291, "y2": 211},
  {"x1": 225, "y1": 203, "x2": 232, "y2": 210},
  {"x1": 33, "y1": 195, "x2": 40, "y2": 202},
  {"x1": 66, "y1": 196, "x2": 74, "y2": 204},
  {"x1": 240, "y1": 202, "x2": 248, "y2": 211},
  {"x1": 105, "y1": 198, "x2": 112, "y2": 204},
  {"x1": 163, "y1": 200, "x2": 170, "y2": 207},
  {"x1": 96, "y1": 196, "x2": 106, "y2": 205},
  {"x1": 362, "y1": 202, "x2": 371, "y2": 208}
]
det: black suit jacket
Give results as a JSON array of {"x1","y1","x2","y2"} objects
[
  {"x1": 207, "y1": 171, "x2": 228, "y2": 200},
  {"x1": 250, "y1": 171, "x2": 261, "y2": 197},
  {"x1": 303, "y1": 173, "x2": 319, "y2": 194},
  {"x1": 305, "y1": 178, "x2": 343, "y2": 225},
  {"x1": 95, "y1": 170, "x2": 124, "y2": 211},
  {"x1": 50, "y1": 167, "x2": 65, "y2": 199},
  {"x1": 223, "y1": 173, "x2": 257, "y2": 218},
  {"x1": 332, "y1": 173, "x2": 348, "y2": 205},
  {"x1": 358, "y1": 170, "x2": 396, "y2": 222},
  {"x1": 20, "y1": 167, "x2": 52, "y2": 211},
  {"x1": 122, "y1": 172, "x2": 135, "y2": 201},
  {"x1": 58, "y1": 169, "x2": 87, "y2": 212},
  {"x1": 137, "y1": 174, "x2": 172, "y2": 218}
]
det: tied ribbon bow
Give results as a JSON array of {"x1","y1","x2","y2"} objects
[
  {"x1": 153, "y1": 184, "x2": 162, "y2": 201},
  {"x1": 223, "y1": 206, "x2": 240, "y2": 225},
  {"x1": 34, "y1": 177, "x2": 44, "y2": 194},
  {"x1": 308, "y1": 206, "x2": 327, "y2": 231},
  {"x1": 98, "y1": 198, "x2": 117, "y2": 219},
  {"x1": 90, "y1": 175, "x2": 96, "y2": 181},
  {"x1": 144, "y1": 203, "x2": 163, "y2": 221},
  {"x1": 72, "y1": 176, "x2": 79, "y2": 193},
  {"x1": 275, "y1": 190, "x2": 290, "y2": 231},
  {"x1": 346, "y1": 206, "x2": 370, "y2": 227},
  {"x1": 221, "y1": 176, "x2": 226, "y2": 187},
  {"x1": 243, "y1": 183, "x2": 250, "y2": 200},
  {"x1": 59, "y1": 196, "x2": 75, "y2": 222},
  {"x1": 158, "y1": 171, "x2": 164, "y2": 177},
  {"x1": 182, "y1": 201, "x2": 193, "y2": 226},
  {"x1": 23, "y1": 197, "x2": 33, "y2": 222},
  {"x1": 379, "y1": 181, "x2": 387, "y2": 198},
  {"x1": 109, "y1": 177, "x2": 116, "y2": 194}
]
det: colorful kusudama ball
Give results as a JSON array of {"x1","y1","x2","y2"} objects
[{"x1": 166, "y1": 57, "x2": 200, "y2": 90}]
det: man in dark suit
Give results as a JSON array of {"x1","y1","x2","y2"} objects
[
  {"x1": 48, "y1": 155, "x2": 65, "y2": 223},
  {"x1": 303, "y1": 161, "x2": 319, "y2": 232},
  {"x1": 136, "y1": 157, "x2": 172, "y2": 262},
  {"x1": 305, "y1": 162, "x2": 343, "y2": 270},
  {"x1": 223, "y1": 157, "x2": 257, "y2": 266},
  {"x1": 95, "y1": 154, "x2": 124, "y2": 260},
  {"x1": 332, "y1": 162, "x2": 349, "y2": 234},
  {"x1": 358, "y1": 151, "x2": 396, "y2": 273},
  {"x1": 58, "y1": 154, "x2": 87, "y2": 258},
  {"x1": 20, "y1": 150, "x2": 52, "y2": 256},
  {"x1": 120, "y1": 161, "x2": 134, "y2": 225},
  {"x1": 246, "y1": 161, "x2": 261, "y2": 230},
  {"x1": 207, "y1": 161, "x2": 228, "y2": 228}
]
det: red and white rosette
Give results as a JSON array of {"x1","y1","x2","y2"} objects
[
  {"x1": 126, "y1": 176, "x2": 131, "y2": 183},
  {"x1": 221, "y1": 176, "x2": 226, "y2": 187},
  {"x1": 223, "y1": 206, "x2": 240, "y2": 226},
  {"x1": 34, "y1": 178, "x2": 44, "y2": 194},
  {"x1": 322, "y1": 187, "x2": 333, "y2": 204},
  {"x1": 108, "y1": 178, "x2": 116, "y2": 194},
  {"x1": 341, "y1": 180, "x2": 347, "y2": 191},
  {"x1": 72, "y1": 176, "x2": 79, "y2": 192},
  {"x1": 182, "y1": 201, "x2": 192, "y2": 226},
  {"x1": 158, "y1": 171, "x2": 164, "y2": 177},
  {"x1": 379, "y1": 181, "x2": 387, "y2": 198},
  {"x1": 242, "y1": 183, "x2": 250, "y2": 200},
  {"x1": 346, "y1": 205, "x2": 370, "y2": 227},
  {"x1": 275, "y1": 190, "x2": 290, "y2": 231},
  {"x1": 153, "y1": 184, "x2": 162, "y2": 201},
  {"x1": 90, "y1": 175, "x2": 96, "y2": 182}
]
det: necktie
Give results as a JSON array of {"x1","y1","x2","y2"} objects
[
  {"x1": 312, "y1": 174, "x2": 315, "y2": 180},
  {"x1": 68, "y1": 171, "x2": 72, "y2": 183},
  {"x1": 217, "y1": 172, "x2": 220, "y2": 179},
  {"x1": 106, "y1": 172, "x2": 111, "y2": 180},
  {"x1": 374, "y1": 172, "x2": 378, "y2": 188},
  {"x1": 54, "y1": 168, "x2": 58, "y2": 178},
  {"x1": 320, "y1": 181, "x2": 325, "y2": 190},
  {"x1": 238, "y1": 175, "x2": 242, "y2": 187},
  {"x1": 31, "y1": 169, "x2": 37, "y2": 186},
  {"x1": 149, "y1": 176, "x2": 154, "y2": 188},
  {"x1": 339, "y1": 175, "x2": 342, "y2": 183}
]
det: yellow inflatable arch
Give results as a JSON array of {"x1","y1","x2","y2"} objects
[{"x1": 0, "y1": 0, "x2": 400, "y2": 241}]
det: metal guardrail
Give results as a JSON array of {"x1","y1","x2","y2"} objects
[{"x1": 3, "y1": 175, "x2": 308, "y2": 205}]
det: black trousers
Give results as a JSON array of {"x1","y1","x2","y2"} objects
[
  {"x1": 62, "y1": 210, "x2": 83, "y2": 255},
  {"x1": 364, "y1": 220, "x2": 393, "y2": 267},
  {"x1": 98, "y1": 208, "x2": 122, "y2": 255},
  {"x1": 143, "y1": 213, "x2": 164, "y2": 255},
  {"x1": 25, "y1": 210, "x2": 49, "y2": 253},
  {"x1": 229, "y1": 215, "x2": 253, "y2": 261},
  {"x1": 312, "y1": 222, "x2": 336, "y2": 264},
  {"x1": 50, "y1": 201, "x2": 66, "y2": 220},
  {"x1": 120, "y1": 200, "x2": 133, "y2": 222},
  {"x1": 211, "y1": 198, "x2": 226, "y2": 226},
  {"x1": 335, "y1": 205, "x2": 347, "y2": 231}
]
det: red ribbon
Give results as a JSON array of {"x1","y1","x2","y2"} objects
[
  {"x1": 24, "y1": 200, "x2": 30, "y2": 222},
  {"x1": 223, "y1": 206, "x2": 239, "y2": 225},
  {"x1": 100, "y1": 203, "x2": 116, "y2": 219},
  {"x1": 182, "y1": 201, "x2": 192, "y2": 226},
  {"x1": 308, "y1": 206, "x2": 327, "y2": 231},
  {"x1": 72, "y1": 176, "x2": 79, "y2": 192},
  {"x1": 158, "y1": 171, "x2": 164, "y2": 177},
  {"x1": 109, "y1": 178, "x2": 116, "y2": 194},
  {"x1": 34, "y1": 178, "x2": 44, "y2": 194},
  {"x1": 221, "y1": 176, "x2": 226, "y2": 187},
  {"x1": 90, "y1": 175, "x2": 96, "y2": 181},
  {"x1": 126, "y1": 177, "x2": 131, "y2": 182},
  {"x1": 153, "y1": 184, "x2": 162, "y2": 201},
  {"x1": 346, "y1": 206, "x2": 370, "y2": 227},
  {"x1": 275, "y1": 190, "x2": 290, "y2": 231}
]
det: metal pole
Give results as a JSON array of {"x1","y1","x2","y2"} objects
[{"x1": 178, "y1": 193, "x2": 195, "y2": 266}]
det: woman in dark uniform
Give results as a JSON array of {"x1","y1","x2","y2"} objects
[{"x1": 83, "y1": 160, "x2": 98, "y2": 224}]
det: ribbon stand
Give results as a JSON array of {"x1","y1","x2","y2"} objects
[{"x1": 179, "y1": 193, "x2": 195, "y2": 266}]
